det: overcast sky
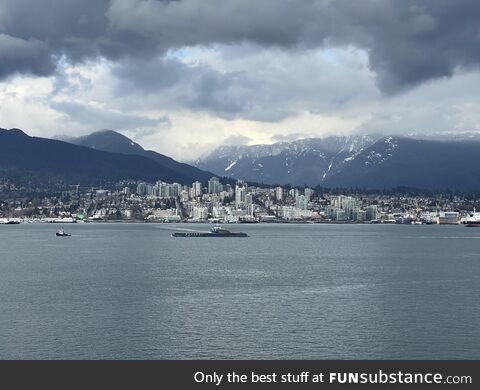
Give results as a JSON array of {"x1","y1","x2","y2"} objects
[{"x1": 1, "y1": 0, "x2": 480, "y2": 160}]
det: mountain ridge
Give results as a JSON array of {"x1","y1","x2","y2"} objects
[
  {"x1": 324, "y1": 136, "x2": 480, "y2": 191},
  {"x1": 60, "y1": 129, "x2": 221, "y2": 183},
  {"x1": 193, "y1": 135, "x2": 380, "y2": 186},
  {"x1": 194, "y1": 134, "x2": 480, "y2": 191},
  {"x1": 0, "y1": 128, "x2": 199, "y2": 186}
]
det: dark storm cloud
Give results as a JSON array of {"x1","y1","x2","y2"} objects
[
  {"x1": 112, "y1": 55, "x2": 302, "y2": 121},
  {"x1": 1, "y1": 0, "x2": 480, "y2": 94},
  {"x1": 51, "y1": 100, "x2": 160, "y2": 129},
  {"x1": 329, "y1": 0, "x2": 480, "y2": 92},
  {"x1": 0, "y1": 34, "x2": 54, "y2": 78},
  {"x1": 112, "y1": 57, "x2": 257, "y2": 118}
]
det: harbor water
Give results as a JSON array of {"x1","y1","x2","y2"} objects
[{"x1": 0, "y1": 223, "x2": 479, "y2": 359}]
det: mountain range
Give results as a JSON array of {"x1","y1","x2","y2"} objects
[
  {"x1": 193, "y1": 135, "x2": 379, "y2": 187},
  {"x1": 194, "y1": 135, "x2": 480, "y2": 191},
  {"x1": 2, "y1": 127, "x2": 480, "y2": 191},
  {"x1": 0, "y1": 128, "x2": 213, "y2": 186}
]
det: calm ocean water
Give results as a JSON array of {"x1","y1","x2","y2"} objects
[{"x1": 0, "y1": 223, "x2": 479, "y2": 359}]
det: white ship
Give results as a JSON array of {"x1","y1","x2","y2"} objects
[
  {"x1": 0, "y1": 218, "x2": 20, "y2": 224},
  {"x1": 461, "y1": 209, "x2": 480, "y2": 227}
]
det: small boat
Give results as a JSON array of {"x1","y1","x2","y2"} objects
[
  {"x1": 464, "y1": 209, "x2": 480, "y2": 227},
  {"x1": 172, "y1": 226, "x2": 248, "y2": 237},
  {"x1": 56, "y1": 228, "x2": 71, "y2": 237}
]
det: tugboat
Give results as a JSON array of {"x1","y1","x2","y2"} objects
[
  {"x1": 56, "y1": 228, "x2": 71, "y2": 237},
  {"x1": 171, "y1": 226, "x2": 248, "y2": 237}
]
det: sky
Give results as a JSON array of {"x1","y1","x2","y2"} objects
[{"x1": 1, "y1": 0, "x2": 480, "y2": 161}]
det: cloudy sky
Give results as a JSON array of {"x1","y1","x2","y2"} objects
[{"x1": 1, "y1": 0, "x2": 480, "y2": 160}]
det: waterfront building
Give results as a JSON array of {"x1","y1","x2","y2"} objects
[
  {"x1": 333, "y1": 209, "x2": 346, "y2": 222},
  {"x1": 324, "y1": 205, "x2": 334, "y2": 220},
  {"x1": 437, "y1": 211, "x2": 460, "y2": 225},
  {"x1": 212, "y1": 206, "x2": 228, "y2": 220},
  {"x1": 282, "y1": 206, "x2": 296, "y2": 220},
  {"x1": 192, "y1": 206, "x2": 208, "y2": 221},
  {"x1": 352, "y1": 209, "x2": 366, "y2": 222}
]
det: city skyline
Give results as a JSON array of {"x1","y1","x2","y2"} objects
[{"x1": 2, "y1": 174, "x2": 478, "y2": 226}]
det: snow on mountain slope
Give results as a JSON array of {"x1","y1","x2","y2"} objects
[{"x1": 193, "y1": 135, "x2": 379, "y2": 186}]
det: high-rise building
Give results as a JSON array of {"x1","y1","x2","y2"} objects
[
  {"x1": 192, "y1": 181, "x2": 203, "y2": 197},
  {"x1": 275, "y1": 186, "x2": 283, "y2": 202},
  {"x1": 295, "y1": 195, "x2": 308, "y2": 210},
  {"x1": 366, "y1": 205, "x2": 378, "y2": 221},
  {"x1": 235, "y1": 181, "x2": 247, "y2": 208},
  {"x1": 208, "y1": 177, "x2": 223, "y2": 194},
  {"x1": 225, "y1": 184, "x2": 234, "y2": 197},
  {"x1": 156, "y1": 181, "x2": 169, "y2": 198},
  {"x1": 136, "y1": 182, "x2": 147, "y2": 196},
  {"x1": 304, "y1": 187, "x2": 314, "y2": 201},
  {"x1": 172, "y1": 183, "x2": 182, "y2": 197},
  {"x1": 334, "y1": 195, "x2": 348, "y2": 209},
  {"x1": 180, "y1": 190, "x2": 189, "y2": 202},
  {"x1": 148, "y1": 184, "x2": 157, "y2": 196},
  {"x1": 343, "y1": 197, "x2": 356, "y2": 220},
  {"x1": 245, "y1": 193, "x2": 254, "y2": 216}
]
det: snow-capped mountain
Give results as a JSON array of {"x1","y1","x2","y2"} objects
[
  {"x1": 194, "y1": 135, "x2": 480, "y2": 191},
  {"x1": 323, "y1": 137, "x2": 480, "y2": 191},
  {"x1": 193, "y1": 135, "x2": 380, "y2": 186}
]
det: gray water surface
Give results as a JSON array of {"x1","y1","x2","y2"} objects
[{"x1": 0, "y1": 223, "x2": 479, "y2": 359}]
